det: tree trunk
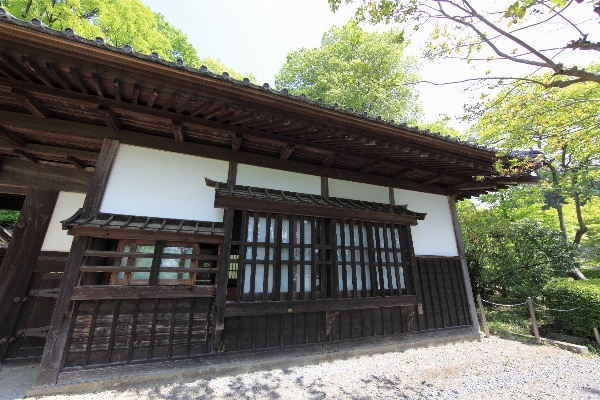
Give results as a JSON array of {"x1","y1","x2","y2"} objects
[
  {"x1": 568, "y1": 191, "x2": 588, "y2": 280},
  {"x1": 548, "y1": 164, "x2": 568, "y2": 242}
]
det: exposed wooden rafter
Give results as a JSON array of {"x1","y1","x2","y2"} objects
[
  {"x1": 97, "y1": 105, "x2": 121, "y2": 131},
  {"x1": 232, "y1": 133, "x2": 242, "y2": 151},
  {"x1": 67, "y1": 155, "x2": 87, "y2": 169},
  {"x1": 279, "y1": 144, "x2": 295, "y2": 160},
  {"x1": 91, "y1": 73, "x2": 105, "y2": 97},
  {"x1": 0, "y1": 126, "x2": 26, "y2": 147},
  {"x1": 172, "y1": 120, "x2": 184, "y2": 142},
  {"x1": 21, "y1": 56, "x2": 54, "y2": 87},
  {"x1": 13, "y1": 148, "x2": 38, "y2": 163},
  {"x1": 11, "y1": 88, "x2": 49, "y2": 118}
]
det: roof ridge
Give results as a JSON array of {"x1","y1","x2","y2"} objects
[{"x1": 0, "y1": 7, "x2": 500, "y2": 155}]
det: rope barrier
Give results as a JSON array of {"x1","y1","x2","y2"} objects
[
  {"x1": 532, "y1": 302, "x2": 582, "y2": 313},
  {"x1": 480, "y1": 299, "x2": 527, "y2": 307}
]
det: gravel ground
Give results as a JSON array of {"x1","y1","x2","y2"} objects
[{"x1": 3, "y1": 337, "x2": 599, "y2": 400}]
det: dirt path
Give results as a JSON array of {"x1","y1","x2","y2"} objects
[{"x1": 3, "y1": 337, "x2": 598, "y2": 400}]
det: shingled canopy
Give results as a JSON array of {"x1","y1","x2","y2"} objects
[{"x1": 0, "y1": 8, "x2": 540, "y2": 200}]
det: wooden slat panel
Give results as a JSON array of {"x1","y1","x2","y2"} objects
[{"x1": 71, "y1": 285, "x2": 216, "y2": 300}]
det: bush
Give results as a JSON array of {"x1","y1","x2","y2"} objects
[
  {"x1": 543, "y1": 278, "x2": 600, "y2": 339},
  {"x1": 0, "y1": 210, "x2": 19, "y2": 226},
  {"x1": 582, "y1": 269, "x2": 600, "y2": 280}
]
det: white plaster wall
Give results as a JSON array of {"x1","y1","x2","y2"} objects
[
  {"x1": 100, "y1": 145, "x2": 229, "y2": 222},
  {"x1": 236, "y1": 164, "x2": 321, "y2": 195},
  {"x1": 329, "y1": 179, "x2": 389, "y2": 204},
  {"x1": 41, "y1": 191, "x2": 86, "y2": 252},
  {"x1": 394, "y1": 189, "x2": 458, "y2": 256}
]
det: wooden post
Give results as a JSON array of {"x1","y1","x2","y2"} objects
[
  {"x1": 476, "y1": 294, "x2": 490, "y2": 338},
  {"x1": 593, "y1": 327, "x2": 600, "y2": 345},
  {"x1": 448, "y1": 196, "x2": 480, "y2": 334},
  {"x1": 34, "y1": 139, "x2": 119, "y2": 388},
  {"x1": 0, "y1": 189, "x2": 59, "y2": 367},
  {"x1": 527, "y1": 297, "x2": 541, "y2": 343}
]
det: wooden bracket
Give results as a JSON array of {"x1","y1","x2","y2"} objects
[
  {"x1": 97, "y1": 105, "x2": 121, "y2": 131},
  {"x1": 279, "y1": 144, "x2": 295, "y2": 160},
  {"x1": 172, "y1": 121, "x2": 184, "y2": 142}
]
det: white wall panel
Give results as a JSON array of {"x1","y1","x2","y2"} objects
[
  {"x1": 100, "y1": 145, "x2": 229, "y2": 222},
  {"x1": 329, "y1": 179, "x2": 389, "y2": 204},
  {"x1": 236, "y1": 164, "x2": 321, "y2": 195},
  {"x1": 394, "y1": 189, "x2": 458, "y2": 256},
  {"x1": 41, "y1": 191, "x2": 86, "y2": 252}
]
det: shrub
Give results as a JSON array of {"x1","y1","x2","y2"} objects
[
  {"x1": 582, "y1": 269, "x2": 600, "y2": 280},
  {"x1": 0, "y1": 210, "x2": 19, "y2": 226},
  {"x1": 543, "y1": 278, "x2": 600, "y2": 339}
]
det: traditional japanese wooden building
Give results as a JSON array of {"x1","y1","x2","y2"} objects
[{"x1": 0, "y1": 9, "x2": 540, "y2": 394}]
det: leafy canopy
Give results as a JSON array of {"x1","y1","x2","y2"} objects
[
  {"x1": 329, "y1": 0, "x2": 600, "y2": 89},
  {"x1": 275, "y1": 22, "x2": 422, "y2": 123},
  {"x1": 0, "y1": 0, "x2": 255, "y2": 81}
]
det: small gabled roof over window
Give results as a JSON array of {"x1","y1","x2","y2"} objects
[{"x1": 205, "y1": 179, "x2": 426, "y2": 225}]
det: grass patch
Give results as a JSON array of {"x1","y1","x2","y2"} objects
[{"x1": 476, "y1": 295, "x2": 551, "y2": 337}]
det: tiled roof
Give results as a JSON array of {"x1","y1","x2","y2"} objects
[
  {"x1": 62, "y1": 209, "x2": 225, "y2": 235},
  {"x1": 0, "y1": 7, "x2": 503, "y2": 156},
  {"x1": 206, "y1": 179, "x2": 426, "y2": 220}
]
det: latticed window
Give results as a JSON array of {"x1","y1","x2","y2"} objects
[{"x1": 232, "y1": 210, "x2": 412, "y2": 302}]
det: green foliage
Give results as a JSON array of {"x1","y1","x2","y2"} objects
[
  {"x1": 543, "y1": 278, "x2": 600, "y2": 339},
  {"x1": 0, "y1": 0, "x2": 254, "y2": 80},
  {"x1": 459, "y1": 199, "x2": 577, "y2": 298},
  {"x1": 275, "y1": 22, "x2": 422, "y2": 123},
  {"x1": 581, "y1": 269, "x2": 600, "y2": 280},
  {"x1": 0, "y1": 210, "x2": 19, "y2": 226}
]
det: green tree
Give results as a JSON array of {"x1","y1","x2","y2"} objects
[
  {"x1": 329, "y1": 0, "x2": 600, "y2": 88},
  {"x1": 470, "y1": 70, "x2": 600, "y2": 267},
  {"x1": 0, "y1": 0, "x2": 254, "y2": 80},
  {"x1": 275, "y1": 22, "x2": 422, "y2": 123},
  {"x1": 458, "y1": 199, "x2": 577, "y2": 298}
]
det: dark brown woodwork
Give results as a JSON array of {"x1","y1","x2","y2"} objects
[
  {"x1": 0, "y1": 156, "x2": 92, "y2": 192},
  {"x1": 21, "y1": 57, "x2": 54, "y2": 87},
  {"x1": 213, "y1": 208, "x2": 235, "y2": 352},
  {"x1": 172, "y1": 121, "x2": 184, "y2": 142},
  {"x1": 161, "y1": 92, "x2": 178, "y2": 111},
  {"x1": 422, "y1": 176, "x2": 442, "y2": 185},
  {"x1": 0, "y1": 51, "x2": 34, "y2": 82},
  {"x1": 11, "y1": 88, "x2": 49, "y2": 118},
  {"x1": 393, "y1": 169, "x2": 412, "y2": 179},
  {"x1": 279, "y1": 144, "x2": 295, "y2": 160},
  {"x1": 81, "y1": 138, "x2": 119, "y2": 218},
  {"x1": 359, "y1": 162, "x2": 378, "y2": 174},
  {"x1": 66, "y1": 156, "x2": 86, "y2": 170},
  {"x1": 97, "y1": 105, "x2": 121, "y2": 131},
  {"x1": 132, "y1": 83, "x2": 141, "y2": 105},
  {"x1": 67, "y1": 68, "x2": 89, "y2": 94},
  {"x1": 214, "y1": 195, "x2": 420, "y2": 226},
  {"x1": 70, "y1": 285, "x2": 217, "y2": 300},
  {"x1": 0, "y1": 143, "x2": 98, "y2": 164},
  {"x1": 90, "y1": 73, "x2": 105, "y2": 97},
  {"x1": 0, "y1": 193, "x2": 25, "y2": 210},
  {"x1": 0, "y1": 126, "x2": 25, "y2": 147},
  {"x1": 13, "y1": 148, "x2": 38, "y2": 163},
  {"x1": 45, "y1": 63, "x2": 72, "y2": 90},
  {"x1": 113, "y1": 78, "x2": 122, "y2": 102},
  {"x1": 321, "y1": 153, "x2": 336, "y2": 168},
  {"x1": 321, "y1": 176, "x2": 329, "y2": 198},
  {"x1": 0, "y1": 189, "x2": 58, "y2": 365},
  {"x1": 175, "y1": 95, "x2": 195, "y2": 114},
  {"x1": 147, "y1": 88, "x2": 159, "y2": 108},
  {"x1": 0, "y1": 110, "x2": 450, "y2": 196},
  {"x1": 224, "y1": 295, "x2": 418, "y2": 317},
  {"x1": 232, "y1": 133, "x2": 242, "y2": 151},
  {"x1": 67, "y1": 226, "x2": 224, "y2": 244}
]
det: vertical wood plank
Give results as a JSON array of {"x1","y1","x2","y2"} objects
[
  {"x1": 127, "y1": 299, "x2": 140, "y2": 362},
  {"x1": 310, "y1": 216, "x2": 317, "y2": 300},
  {"x1": 167, "y1": 299, "x2": 177, "y2": 358},
  {"x1": 147, "y1": 299, "x2": 159, "y2": 359},
  {"x1": 212, "y1": 207, "x2": 234, "y2": 352},
  {"x1": 148, "y1": 240, "x2": 165, "y2": 286},
  {"x1": 82, "y1": 300, "x2": 99, "y2": 367},
  {"x1": 374, "y1": 223, "x2": 386, "y2": 297},
  {"x1": 330, "y1": 218, "x2": 339, "y2": 299},
  {"x1": 320, "y1": 217, "x2": 327, "y2": 300},
  {"x1": 80, "y1": 138, "x2": 119, "y2": 217},
  {"x1": 236, "y1": 210, "x2": 247, "y2": 303},
  {"x1": 274, "y1": 213, "x2": 283, "y2": 301},
  {"x1": 0, "y1": 188, "x2": 58, "y2": 366},
  {"x1": 448, "y1": 197, "x2": 479, "y2": 332},
  {"x1": 357, "y1": 222, "x2": 368, "y2": 298},
  {"x1": 288, "y1": 214, "x2": 294, "y2": 301},
  {"x1": 186, "y1": 298, "x2": 195, "y2": 356},
  {"x1": 299, "y1": 215, "x2": 305, "y2": 300},
  {"x1": 249, "y1": 211, "x2": 259, "y2": 302},
  {"x1": 339, "y1": 220, "x2": 348, "y2": 298},
  {"x1": 348, "y1": 220, "x2": 358, "y2": 298},
  {"x1": 390, "y1": 226, "x2": 403, "y2": 296},
  {"x1": 106, "y1": 299, "x2": 120, "y2": 364},
  {"x1": 365, "y1": 222, "x2": 378, "y2": 297},
  {"x1": 382, "y1": 224, "x2": 394, "y2": 296},
  {"x1": 263, "y1": 214, "x2": 271, "y2": 302}
]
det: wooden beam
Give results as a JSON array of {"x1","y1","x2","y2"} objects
[
  {"x1": 0, "y1": 156, "x2": 92, "y2": 192},
  {"x1": 448, "y1": 197, "x2": 480, "y2": 334},
  {"x1": 90, "y1": 73, "x2": 105, "y2": 97},
  {"x1": 213, "y1": 208, "x2": 234, "y2": 352},
  {"x1": 45, "y1": 63, "x2": 72, "y2": 90},
  {"x1": 175, "y1": 95, "x2": 195, "y2": 114},
  {"x1": 66, "y1": 156, "x2": 86, "y2": 169},
  {"x1": 359, "y1": 162, "x2": 378, "y2": 174},
  {"x1": 97, "y1": 105, "x2": 121, "y2": 131},
  {"x1": 21, "y1": 56, "x2": 54, "y2": 87},
  {"x1": 147, "y1": 88, "x2": 159, "y2": 108},
  {"x1": 279, "y1": 144, "x2": 295, "y2": 160},
  {"x1": 81, "y1": 138, "x2": 119, "y2": 217},
  {"x1": 0, "y1": 126, "x2": 26, "y2": 147},
  {"x1": 70, "y1": 285, "x2": 216, "y2": 300},
  {"x1": 11, "y1": 88, "x2": 49, "y2": 118},
  {"x1": 131, "y1": 83, "x2": 140, "y2": 105},
  {"x1": 0, "y1": 143, "x2": 98, "y2": 163},
  {"x1": 393, "y1": 168, "x2": 412, "y2": 179},
  {"x1": 0, "y1": 52, "x2": 33, "y2": 82},
  {"x1": 321, "y1": 176, "x2": 329, "y2": 198},
  {"x1": 232, "y1": 133, "x2": 242, "y2": 151},
  {"x1": 161, "y1": 92, "x2": 178, "y2": 111},
  {"x1": 112, "y1": 78, "x2": 121, "y2": 101},
  {"x1": 13, "y1": 149, "x2": 38, "y2": 163},
  {"x1": 0, "y1": 110, "x2": 451, "y2": 196},
  {"x1": 421, "y1": 176, "x2": 442, "y2": 185},
  {"x1": 225, "y1": 295, "x2": 418, "y2": 317},
  {"x1": 172, "y1": 120, "x2": 184, "y2": 142},
  {"x1": 203, "y1": 106, "x2": 228, "y2": 120},
  {"x1": 321, "y1": 153, "x2": 336, "y2": 168},
  {"x1": 68, "y1": 68, "x2": 89, "y2": 94},
  {"x1": 0, "y1": 189, "x2": 59, "y2": 364}
]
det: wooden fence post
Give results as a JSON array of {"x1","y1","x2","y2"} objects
[
  {"x1": 527, "y1": 297, "x2": 541, "y2": 343},
  {"x1": 594, "y1": 327, "x2": 600, "y2": 345},
  {"x1": 477, "y1": 294, "x2": 489, "y2": 338}
]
